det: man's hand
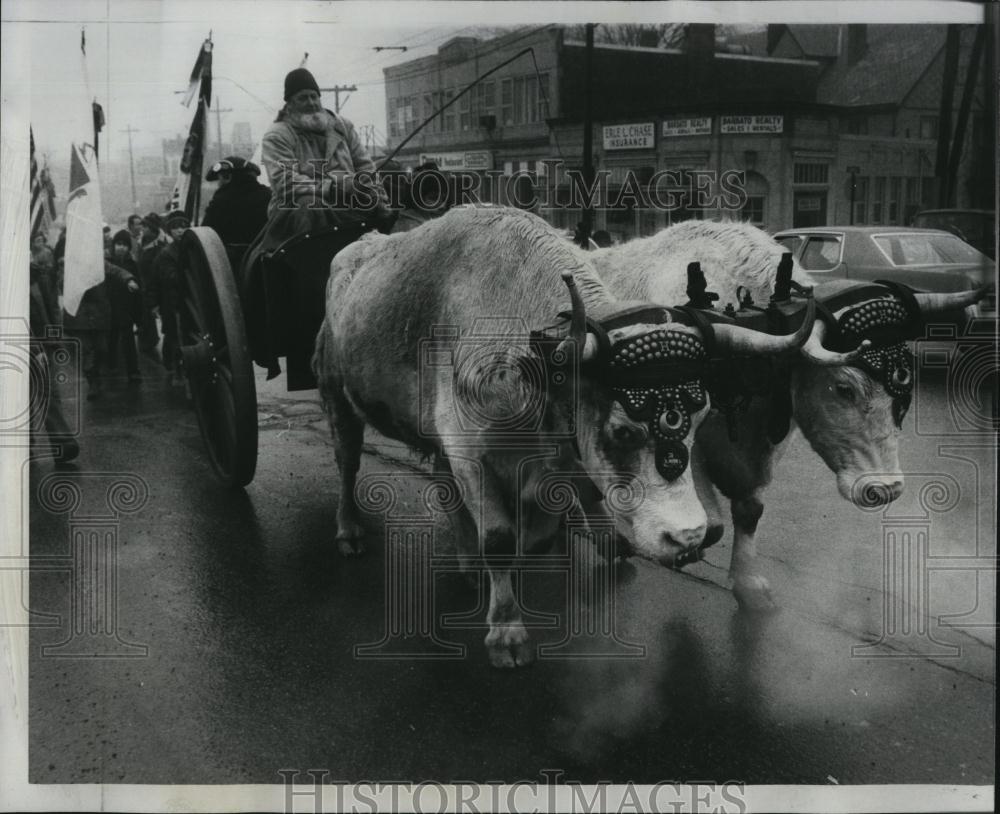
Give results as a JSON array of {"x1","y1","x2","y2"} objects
[
  {"x1": 324, "y1": 170, "x2": 356, "y2": 201},
  {"x1": 127, "y1": 280, "x2": 140, "y2": 294}
]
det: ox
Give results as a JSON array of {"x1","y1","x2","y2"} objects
[
  {"x1": 313, "y1": 207, "x2": 813, "y2": 666},
  {"x1": 592, "y1": 219, "x2": 987, "y2": 609}
]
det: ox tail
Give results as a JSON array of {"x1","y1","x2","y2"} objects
[{"x1": 312, "y1": 317, "x2": 336, "y2": 410}]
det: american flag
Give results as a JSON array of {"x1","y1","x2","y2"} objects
[{"x1": 29, "y1": 127, "x2": 56, "y2": 240}]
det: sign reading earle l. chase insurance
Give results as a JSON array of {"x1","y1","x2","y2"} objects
[
  {"x1": 720, "y1": 115, "x2": 784, "y2": 134},
  {"x1": 603, "y1": 122, "x2": 655, "y2": 150}
]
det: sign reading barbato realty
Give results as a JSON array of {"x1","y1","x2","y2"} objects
[
  {"x1": 720, "y1": 115, "x2": 784, "y2": 134},
  {"x1": 602, "y1": 122, "x2": 655, "y2": 150},
  {"x1": 418, "y1": 151, "x2": 493, "y2": 171},
  {"x1": 662, "y1": 117, "x2": 712, "y2": 137}
]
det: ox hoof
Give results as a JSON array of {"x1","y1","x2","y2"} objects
[
  {"x1": 732, "y1": 575, "x2": 778, "y2": 613},
  {"x1": 335, "y1": 518, "x2": 366, "y2": 557},
  {"x1": 485, "y1": 625, "x2": 535, "y2": 669},
  {"x1": 337, "y1": 540, "x2": 365, "y2": 557}
]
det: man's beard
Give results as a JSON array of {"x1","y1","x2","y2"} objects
[{"x1": 287, "y1": 109, "x2": 329, "y2": 133}]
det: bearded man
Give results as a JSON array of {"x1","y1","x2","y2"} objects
[
  {"x1": 260, "y1": 68, "x2": 392, "y2": 228},
  {"x1": 246, "y1": 68, "x2": 395, "y2": 385}
]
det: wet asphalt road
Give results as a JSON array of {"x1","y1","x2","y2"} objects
[{"x1": 27, "y1": 350, "x2": 995, "y2": 786}]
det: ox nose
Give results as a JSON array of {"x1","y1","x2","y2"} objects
[{"x1": 853, "y1": 478, "x2": 904, "y2": 507}]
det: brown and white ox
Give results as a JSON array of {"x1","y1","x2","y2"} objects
[
  {"x1": 313, "y1": 208, "x2": 813, "y2": 666},
  {"x1": 592, "y1": 219, "x2": 987, "y2": 610}
]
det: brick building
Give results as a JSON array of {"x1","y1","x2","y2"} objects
[{"x1": 383, "y1": 22, "x2": 994, "y2": 241}]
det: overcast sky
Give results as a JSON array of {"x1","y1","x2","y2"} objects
[
  {"x1": 2, "y1": 0, "x2": 985, "y2": 168},
  {"x1": 5, "y1": 0, "x2": 482, "y2": 164}
]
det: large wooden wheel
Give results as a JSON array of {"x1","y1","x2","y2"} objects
[{"x1": 177, "y1": 227, "x2": 258, "y2": 487}]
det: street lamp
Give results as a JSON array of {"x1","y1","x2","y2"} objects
[{"x1": 847, "y1": 165, "x2": 860, "y2": 225}]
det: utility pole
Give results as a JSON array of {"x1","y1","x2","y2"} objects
[
  {"x1": 578, "y1": 23, "x2": 595, "y2": 248},
  {"x1": 211, "y1": 96, "x2": 233, "y2": 162},
  {"x1": 120, "y1": 124, "x2": 140, "y2": 209},
  {"x1": 934, "y1": 25, "x2": 960, "y2": 207},
  {"x1": 319, "y1": 84, "x2": 357, "y2": 114}
]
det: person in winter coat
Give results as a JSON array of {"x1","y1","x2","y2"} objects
[
  {"x1": 150, "y1": 211, "x2": 189, "y2": 386},
  {"x1": 62, "y1": 259, "x2": 139, "y2": 400},
  {"x1": 203, "y1": 156, "x2": 272, "y2": 248},
  {"x1": 29, "y1": 250, "x2": 79, "y2": 462},
  {"x1": 136, "y1": 213, "x2": 170, "y2": 359},
  {"x1": 107, "y1": 229, "x2": 141, "y2": 382}
]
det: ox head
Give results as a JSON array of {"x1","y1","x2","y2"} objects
[
  {"x1": 550, "y1": 272, "x2": 815, "y2": 566},
  {"x1": 792, "y1": 281, "x2": 989, "y2": 507}
]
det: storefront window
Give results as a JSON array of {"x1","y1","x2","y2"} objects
[
  {"x1": 872, "y1": 176, "x2": 885, "y2": 223},
  {"x1": 854, "y1": 177, "x2": 869, "y2": 223}
]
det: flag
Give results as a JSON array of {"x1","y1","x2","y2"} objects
[
  {"x1": 168, "y1": 37, "x2": 212, "y2": 223},
  {"x1": 63, "y1": 143, "x2": 105, "y2": 316},
  {"x1": 30, "y1": 128, "x2": 56, "y2": 240},
  {"x1": 62, "y1": 26, "x2": 106, "y2": 317},
  {"x1": 181, "y1": 38, "x2": 213, "y2": 108}
]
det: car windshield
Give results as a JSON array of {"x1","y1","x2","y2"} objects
[
  {"x1": 799, "y1": 235, "x2": 842, "y2": 270},
  {"x1": 775, "y1": 235, "x2": 803, "y2": 255},
  {"x1": 872, "y1": 233, "x2": 984, "y2": 266}
]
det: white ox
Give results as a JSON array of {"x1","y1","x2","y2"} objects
[
  {"x1": 313, "y1": 208, "x2": 812, "y2": 665},
  {"x1": 592, "y1": 219, "x2": 985, "y2": 609}
]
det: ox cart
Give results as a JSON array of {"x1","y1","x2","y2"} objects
[{"x1": 174, "y1": 217, "x2": 374, "y2": 488}]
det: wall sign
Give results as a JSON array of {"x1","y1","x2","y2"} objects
[
  {"x1": 720, "y1": 115, "x2": 784, "y2": 134},
  {"x1": 602, "y1": 122, "x2": 655, "y2": 150},
  {"x1": 419, "y1": 151, "x2": 493, "y2": 171},
  {"x1": 662, "y1": 117, "x2": 712, "y2": 137}
]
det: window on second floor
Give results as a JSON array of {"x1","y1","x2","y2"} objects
[
  {"x1": 919, "y1": 115, "x2": 938, "y2": 140},
  {"x1": 844, "y1": 115, "x2": 868, "y2": 135},
  {"x1": 513, "y1": 76, "x2": 525, "y2": 124},
  {"x1": 477, "y1": 80, "x2": 496, "y2": 118},
  {"x1": 500, "y1": 79, "x2": 513, "y2": 126},
  {"x1": 442, "y1": 89, "x2": 455, "y2": 132},
  {"x1": 459, "y1": 91, "x2": 471, "y2": 131},
  {"x1": 537, "y1": 73, "x2": 550, "y2": 121}
]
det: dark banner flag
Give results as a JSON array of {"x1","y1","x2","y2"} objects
[{"x1": 168, "y1": 37, "x2": 213, "y2": 223}]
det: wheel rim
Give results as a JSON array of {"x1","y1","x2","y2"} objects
[{"x1": 177, "y1": 227, "x2": 258, "y2": 486}]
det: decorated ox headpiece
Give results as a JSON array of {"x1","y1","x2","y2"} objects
[
  {"x1": 536, "y1": 275, "x2": 816, "y2": 481},
  {"x1": 802, "y1": 279, "x2": 988, "y2": 425}
]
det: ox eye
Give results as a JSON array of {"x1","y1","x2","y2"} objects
[
  {"x1": 610, "y1": 423, "x2": 647, "y2": 447},
  {"x1": 892, "y1": 367, "x2": 911, "y2": 388},
  {"x1": 834, "y1": 383, "x2": 856, "y2": 402}
]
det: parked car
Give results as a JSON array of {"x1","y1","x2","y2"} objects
[
  {"x1": 773, "y1": 226, "x2": 996, "y2": 326},
  {"x1": 911, "y1": 209, "x2": 996, "y2": 260}
]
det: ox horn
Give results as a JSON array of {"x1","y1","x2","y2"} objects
[
  {"x1": 800, "y1": 320, "x2": 872, "y2": 366},
  {"x1": 559, "y1": 271, "x2": 599, "y2": 362},
  {"x1": 913, "y1": 285, "x2": 992, "y2": 316},
  {"x1": 712, "y1": 297, "x2": 817, "y2": 356}
]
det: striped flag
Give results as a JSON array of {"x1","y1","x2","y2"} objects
[
  {"x1": 168, "y1": 37, "x2": 212, "y2": 222},
  {"x1": 29, "y1": 128, "x2": 56, "y2": 240}
]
